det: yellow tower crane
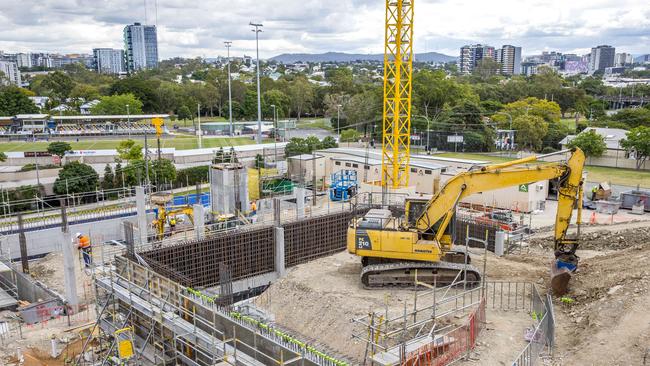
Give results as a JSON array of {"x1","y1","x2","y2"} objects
[{"x1": 381, "y1": 0, "x2": 414, "y2": 189}]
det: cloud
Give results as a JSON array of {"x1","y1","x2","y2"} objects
[{"x1": 0, "y1": 0, "x2": 648, "y2": 59}]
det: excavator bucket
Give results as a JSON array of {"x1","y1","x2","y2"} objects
[
  {"x1": 550, "y1": 262, "x2": 571, "y2": 296},
  {"x1": 551, "y1": 254, "x2": 578, "y2": 296}
]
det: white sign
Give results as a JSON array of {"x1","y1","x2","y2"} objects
[{"x1": 447, "y1": 135, "x2": 464, "y2": 143}]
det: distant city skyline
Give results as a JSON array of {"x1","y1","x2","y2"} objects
[{"x1": 0, "y1": 0, "x2": 648, "y2": 59}]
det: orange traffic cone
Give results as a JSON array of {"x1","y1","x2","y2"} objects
[{"x1": 589, "y1": 211, "x2": 596, "y2": 224}]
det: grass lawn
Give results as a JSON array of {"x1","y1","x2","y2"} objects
[
  {"x1": 296, "y1": 118, "x2": 332, "y2": 130},
  {"x1": 559, "y1": 118, "x2": 578, "y2": 132},
  {"x1": 435, "y1": 152, "x2": 650, "y2": 187},
  {"x1": 0, "y1": 136, "x2": 260, "y2": 153}
]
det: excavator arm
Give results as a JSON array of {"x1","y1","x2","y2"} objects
[{"x1": 414, "y1": 149, "x2": 585, "y2": 258}]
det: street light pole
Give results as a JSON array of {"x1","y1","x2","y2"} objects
[
  {"x1": 250, "y1": 22, "x2": 263, "y2": 144},
  {"x1": 336, "y1": 104, "x2": 342, "y2": 136},
  {"x1": 126, "y1": 104, "x2": 130, "y2": 138},
  {"x1": 224, "y1": 41, "x2": 233, "y2": 136},
  {"x1": 197, "y1": 103, "x2": 203, "y2": 149},
  {"x1": 270, "y1": 104, "x2": 277, "y2": 163}
]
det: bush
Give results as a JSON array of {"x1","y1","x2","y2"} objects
[
  {"x1": 541, "y1": 146, "x2": 558, "y2": 154},
  {"x1": 20, "y1": 164, "x2": 59, "y2": 172}
]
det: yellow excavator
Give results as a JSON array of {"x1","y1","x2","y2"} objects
[{"x1": 348, "y1": 148, "x2": 585, "y2": 294}]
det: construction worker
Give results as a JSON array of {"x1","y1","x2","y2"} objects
[
  {"x1": 250, "y1": 200, "x2": 257, "y2": 216},
  {"x1": 169, "y1": 216, "x2": 177, "y2": 234},
  {"x1": 591, "y1": 186, "x2": 598, "y2": 201},
  {"x1": 76, "y1": 232, "x2": 92, "y2": 268}
]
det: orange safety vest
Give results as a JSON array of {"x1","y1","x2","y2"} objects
[{"x1": 78, "y1": 236, "x2": 91, "y2": 250}]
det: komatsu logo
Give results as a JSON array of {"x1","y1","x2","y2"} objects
[{"x1": 356, "y1": 235, "x2": 372, "y2": 250}]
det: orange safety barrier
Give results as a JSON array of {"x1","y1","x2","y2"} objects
[{"x1": 402, "y1": 297, "x2": 486, "y2": 366}]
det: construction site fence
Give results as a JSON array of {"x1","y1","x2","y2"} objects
[
  {"x1": 397, "y1": 281, "x2": 550, "y2": 366},
  {"x1": 510, "y1": 294, "x2": 555, "y2": 366}
]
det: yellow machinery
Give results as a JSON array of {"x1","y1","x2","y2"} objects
[
  {"x1": 150, "y1": 192, "x2": 194, "y2": 240},
  {"x1": 381, "y1": 0, "x2": 414, "y2": 189},
  {"x1": 348, "y1": 148, "x2": 585, "y2": 294}
]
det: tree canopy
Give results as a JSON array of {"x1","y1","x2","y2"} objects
[
  {"x1": 91, "y1": 94, "x2": 144, "y2": 115},
  {"x1": 621, "y1": 126, "x2": 650, "y2": 170},
  {"x1": 567, "y1": 130, "x2": 607, "y2": 158},
  {"x1": 53, "y1": 161, "x2": 99, "y2": 195}
]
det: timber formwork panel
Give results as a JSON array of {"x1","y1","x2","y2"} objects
[
  {"x1": 283, "y1": 211, "x2": 356, "y2": 267},
  {"x1": 140, "y1": 226, "x2": 275, "y2": 288},
  {"x1": 452, "y1": 215, "x2": 500, "y2": 252}
]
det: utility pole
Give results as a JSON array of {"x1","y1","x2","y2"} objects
[
  {"x1": 197, "y1": 103, "x2": 203, "y2": 149},
  {"x1": 225, "y1": 41, "x2": 234, "y2": 136},
  {"x1": 271, "y1": 104, "x2": 277, "y2": 163},
  {"x1": 144, "y1": 123, "x2": 150, "y2": 191},
  {"x1": 250, "y1": 22, "x2": 263, "y2": 144}
]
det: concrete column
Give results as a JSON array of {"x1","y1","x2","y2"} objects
[
  {"x1": 60, "y1": 230, "x2": 78, "y2": 310},
  {"x1": 295, "y1": 187, "x2": 305, "y2": 219},
  {"x1": 193, "y1": 204, "x2": 205, "y2": 240},
  {"x1": 238, "y1": 167, "x2": 249, "y2": 212},
  {"x1": 273, "y1": 198, "x2": 281, "y2": 226},
  {"x1": 135, "y1": 187, "x2": 148, "y2": 245},
  {"x1": 495, "y1": 231, "x2": 506, "y2": 257},
  {"x1": 274, "y1": 226, "x2": 285, "y2": 277}
]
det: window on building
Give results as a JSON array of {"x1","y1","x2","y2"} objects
[
  {"x1": 335, "y1": 161, "x2": 341, "y2": 166},
  {"x1": 352, "y1": 164, "x2": 358, "y2": 168},
  {"x1": 364, "y1": 165, "x2": 370, "y2": 170},
  {"x1": 411, "y1": 168, "x2": 417, "y2": 173},
  {"x1": 345, "y1": 163, "x2": 351, "y2": 167},
  {"x1": 424, "y1": 170, "x2": 432, "y2": 175}
]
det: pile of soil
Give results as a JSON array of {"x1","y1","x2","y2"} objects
[
  {"x1": 528, "y1": 226, "x2": 650, "y2": 251},
  {"x1": 29, "y1": 252, "x2": 93, "y2": 302}
]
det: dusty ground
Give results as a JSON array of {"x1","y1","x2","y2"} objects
[
  {"x1": 28, "y1": 251, "x2": 94, "y2": 303},
  {"x1": 256, "y1": 220, "x2": 650, "y2": 365}
]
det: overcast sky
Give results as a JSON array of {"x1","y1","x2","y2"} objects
[{"x1": 0, "y1": 0, "x2": 648, "y2": 59}]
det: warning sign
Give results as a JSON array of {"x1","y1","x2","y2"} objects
[{"x1": 518, "y1": 184, "x2": 529, "y2": 193}]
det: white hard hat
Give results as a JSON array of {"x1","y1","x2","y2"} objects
[{"x1": 76, "y1": 232, "x2": 82, "y2": 238}]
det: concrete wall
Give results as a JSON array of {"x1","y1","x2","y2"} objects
[
  {"x1": 1, "y1": 214, "x2": 151, "y2": 259},
  {"x1": 0, "y1": 168, "x2": 60, "y2": 182}
]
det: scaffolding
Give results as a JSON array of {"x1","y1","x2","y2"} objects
[{"x1": 80, "y1": 256, "x2": 351, "y2": 366}]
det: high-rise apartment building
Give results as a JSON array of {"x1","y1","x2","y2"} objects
[
  {"x1": 123, "y1": 22, "x2": 159, "y2": 72},
  {"x1": 93, "y1": 48, "x2": 126, "y2": 74},
  {"x1": 0, "y1": 60, "x2": 21, "y2": 85},
  {"x1": 589, "y1": 45, "x2": 615, "y2": 74},
  {"x1": 497, "y1": 45, "x2": 522, "y2": 75},
  {"x1": 614, "y1": 53, "x2": 633, "y2": 67},
  {"x1": 459, "y1": 44, "x2": 496, "y2": 74},
  {"x1": 16, "y1": 53, "x2": 32, "y2": 68}
]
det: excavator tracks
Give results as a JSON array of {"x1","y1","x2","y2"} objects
[{"x1": 361, "y1": 261, "x2": 481, "y2": 289}]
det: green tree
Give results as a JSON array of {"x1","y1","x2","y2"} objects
[
  {"x1": 578, "y1": 77, "x2": 607, "y2": 96},
  {"x1": 69, "y1": 84, "x2": 100, "y2": 101},
  {"x1": 326, "y1": 68, "x2": 355, "y2": 94},
  {"x1": 322, "y1": 136, "x2": 338, "y2": 149},
  {"x1": 621, "y1": 126, "x2": 650, "y2": 170},
  {"x1": 512, "y1": 115, "x2": 548, "y2": 151},
  {"x1": 343, "y1": 89, "x2": 381, "y2": 130},
  {"x1": 109, "y1": 76, "x2": 161, "y2": 113},
  {"x1": 0, "y1": 86, "x2": 39, "y2": 115},
  {"x1": 500, "y1": 97, "x2": 561, "y2": 126},
  {"x1": 114, "y1": 162, "x2": 124, "y2": 187},
  {"x1": 287, "y1": 77, "x2": 314, "y2": 120},
  {"x1": 472, "y1": 58, "x2": 501, "y2": 81},
  {"x1": 0, "y1": 152, "x2": 6, "y2": 162},
  {"x1": 567, "y1": 130, "x2": 607, "y2": 158},
  {"x1": 610, "y1": 108, "x2": 650, "y2": 128},
  {"x1": 152, "y1": 159, "x2": 177, "y2": 188},
  {"x1": 101, "y1": 164, "x2": 115, "y2": 190},
  {"x1": 53, "y1": 162, "x2": 99, "y2": 196},
  {"x1": 254, "y1": 154, "x2": 265, "y2": 168},
  {"x1": 91, "y1": 94, "x2": 143, "y2": 115},
  {"x1": 46, "y1": 141, "x2": 72, "y2": 165},
  {"x1": 285, "y1": 138, "x2": 309, "y2": 157},
  {"x1": 116, "y1": 139, "x2": 143, "y2": 162},
  {"x1": 40, "y1": 71, "x2": 75, "y2": 103},
  {"x1": 177, "y1": 105, "x2": 193, "y2": 121},
  {"x1": 413, "y1": 70, "x2": 467, "y2": 118},
  {"x1": 263, "y1": 89, "x2": 290, "y2": 119}
]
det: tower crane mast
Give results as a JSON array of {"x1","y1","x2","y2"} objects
[{"x1": 381, "y1": 0, "x2": 414, "y2": 188}]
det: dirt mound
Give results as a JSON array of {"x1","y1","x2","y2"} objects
[
  {"x1": 29, "y1": 252, "x2": 93, "y2": 302},
  {"x1": 528, "y1": 226, "x2": 650, "y2": 251},
  {"x1": 552, "y1": 228, "x2": 650, "y2": 365}
]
